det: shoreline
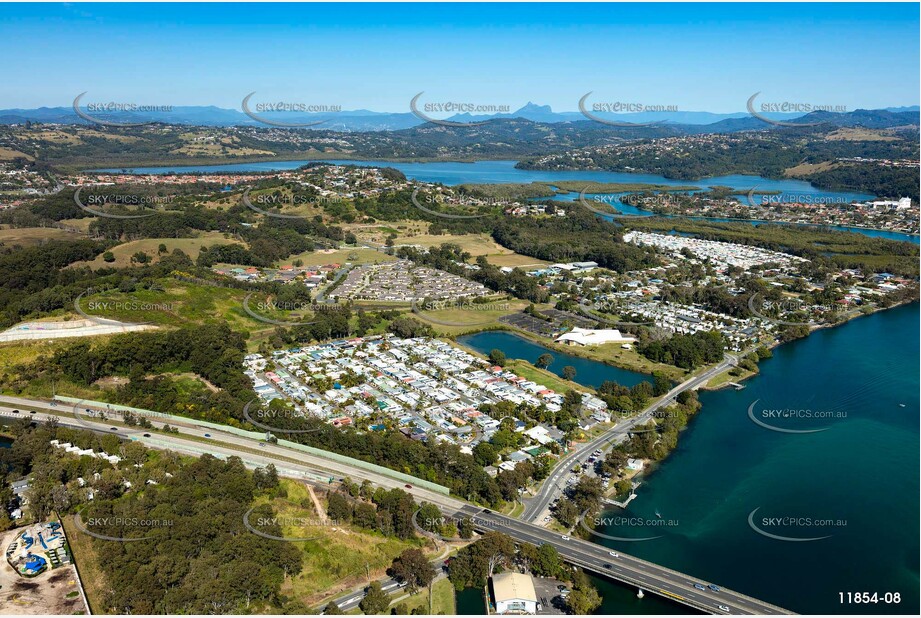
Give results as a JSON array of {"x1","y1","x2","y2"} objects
[
  {"x1": 449, "y1": 322, "x2": 680, "y2": 381},
  {"x1": 618, "y1": 210, "x2": 920, "y2": 239},
  {"x1": 597, "y1": 298, "x2": 919, "y2": 515}
]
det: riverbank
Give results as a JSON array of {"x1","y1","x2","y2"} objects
[
  {"x1": 454, "y1": 322, "x2": 682, "y2": 381},
  {"x1": 590, "y1": 301, "x2": 919, "y2": 614},
  {"x1": 621, "y1": 209, "x2": 920, "y2": 241}
]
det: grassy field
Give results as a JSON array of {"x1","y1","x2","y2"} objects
[
  {"x1": 56, "y1": 218, "x2": 95, "y2": 232},
  {"x1": 392, "y1": 232, "x2": 550, "y2": 268},
  {"x1": 72, "y1": 232, "x2": 243, "y2": 268},
  {"x1": 61, "y1": 278, "x2": 283, "y2": 350},
  {"x1": 282, "y1": 247, "x2": 397, "y2": 267},
  {"x1": 506, "y1": 326, "x2": 685, "y2": 381},
  {"x1": 706, "y1": 366, "x2": 757, "y2": 389},
  {"x1": 272, "y1": 481, "x2": 433, "y2": 607},
  {"x1": 583, "y1": 341, "x2": 684, "y2": 380},
  {"x1": 172, "y1": 133, "x2": 275, "y2": 157},
  {"x1": 0, "y1": 146, "x2": 34, "y2": 160},
  {"x1": 0, "y1": 338, "x2": 79, "y2": 374},
  {"x1": 60, "y1": 515, "x2": 104, "y2": 614},
  {"x1": 414, "y1": 299, "x2": 529, "y2": 336},
  {"x1": 394, "y1": 233, "x2": 503, "y2": 255},
  {"x1": 392, "y1": 578, "x2": 456, "y2": 614},
  {"x1": 481, "y1": 253, "x2": 550, "y2": 268},
  {"x1": 505, "y1": 359, "x2": 591, "y2": 395},
  {"x1": 0, "y1": 226, "x2": 83, "y2": 246},
  {"x1": 784, "y1": 161, "x2": 840, "y2": 176},
  {"x1": 824, "y1": 127, "x2": 900, "y2": 142}
]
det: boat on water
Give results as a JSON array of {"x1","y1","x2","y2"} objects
[{"x1": 655, "y1": 509, "x2": 663, "y2": 519}]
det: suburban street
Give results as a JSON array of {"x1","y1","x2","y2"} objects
[
  {"x1": 0, "y1": 378, "x2": 797, "y2": 616},
  {"x1": 521, "y1": 353, "x2": 738, "y2": 522}
]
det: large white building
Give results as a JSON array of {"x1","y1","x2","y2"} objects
[
  {"x1": 555, "y1": 327, "x2": 636, "y2": 347},
  {"x1": 491, "y1": 572, "x2": 539, "y2": 615}
]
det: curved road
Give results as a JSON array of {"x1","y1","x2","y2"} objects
[
  {"x1": 522, "y1": 353, "x2": 738, "y2": 522},
  {"x1": 0, "y1": 381, "x2": 796, "y2": 615}
]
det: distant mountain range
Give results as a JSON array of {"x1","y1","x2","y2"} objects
[{"x1": 1, "y1": 102, "x2": 917, "y2": 132}]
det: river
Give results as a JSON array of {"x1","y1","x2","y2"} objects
[
  {"x1": 91, "y1": 159, "x2": 919, "y2": 244},
  {"x1": 461, "y1": 305, "x2": 918, "y2": 614}
]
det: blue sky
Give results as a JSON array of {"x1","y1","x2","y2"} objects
[{"x1": 1, "y1": 2, "x2": 918, "y2": 112}]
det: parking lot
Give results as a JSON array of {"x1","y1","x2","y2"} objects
[{"x1": 531, "y1": 576, "x2": 569, "y2": 615}]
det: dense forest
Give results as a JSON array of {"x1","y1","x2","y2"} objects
[{"x1": 0, "y1": 421, "x2": 304, "y2": 614}]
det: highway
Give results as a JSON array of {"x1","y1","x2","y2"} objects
[
  {"x1": 521, "y1": 353, "x2": 738, "y2": 523},
  {"x1": 0, "y1": 395, "x2": 466, "y2": 515},
  {"x1": 459, "y1": 506, "x2": 792, "y2": 615},
  {"x1": 0, "y1": 390, "x2": 795, "y2": 614}
]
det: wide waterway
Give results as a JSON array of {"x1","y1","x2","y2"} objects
[
  {"x1": 462, "y1": 305, "x2": 919, "y2": 615},
  {"x1": 92, "y1": 159, "x2": 919, "y2": 243}
]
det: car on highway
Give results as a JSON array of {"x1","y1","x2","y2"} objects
[
  {"x1": 11, "y1": 409, "x2": 18, "y2": 414},
  {"x1": 709, "y1": 584, "x2": 721, "y2": 592},
  {"x1": 404, "y1": 484, "x2": 412, "y2": 489},
  {"x1": 560, "y1": 535, "x2": 570, "y2": 541},
  {"x1": 110, "y1": 427, "x2": 118, "y2": 431},
  {"x1": 204, "y1": 433, "x2": 211, "y2": 437},
  {"x1": 718, "y1": 605, "x2": 730, "y2": 612},
  {"x1": 608, "y1": 551, "x2": 619, "y2": 558},
  {"x1": 602, "y1": 563, "x2": 613, "y2": 570},
  {"x1": 143, "y1": 433, "x2": 151, "y2": 437},
  {"x1": 29, "y1": 410, "x2": 35, "y2": 414},
  {"x1": 694, "y1": 584, "x2": 706, "y2": 591}
]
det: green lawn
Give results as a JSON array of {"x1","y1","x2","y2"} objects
[
  {"x1": 391, "y1": 578, "x2": 456, "y2": 615},
  {"x1": 271, "y1": 481, "x2": 435, "y2": 608}
]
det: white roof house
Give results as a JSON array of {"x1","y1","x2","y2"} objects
[
  {"x1": 491, "y1": 572, "x2": 539, "y2": 615},
  {"x1": 627, "y1": 458, "x2": 645, "y2": 471},
  {"x1": 524, "y1": 425, "x2": 554, "y2": 445},
  {"x1": 555, "y1": 327, "x2": 637, "y2": 347}
]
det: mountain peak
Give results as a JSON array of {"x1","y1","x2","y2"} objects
[{"x1": 515, "y1": 102, "x2": 553, "y2": 114}]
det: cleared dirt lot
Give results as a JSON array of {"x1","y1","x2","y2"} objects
[{"x1": 0, "y1": 529, "x2": 88, "y2": 615}]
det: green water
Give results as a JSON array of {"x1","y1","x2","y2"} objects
[
  {"x1": 461, "y1": 306, "x2": 918, "y2": 614},
  {"x1": 456, "y1": 587, "x2": 487, "y2": 615},
  {"x1": 591, "y1": 302, "x2": 919, "y2": 614},
  {"x1": 457, "y1": 330, "x2": 651, "y2": 388}
]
